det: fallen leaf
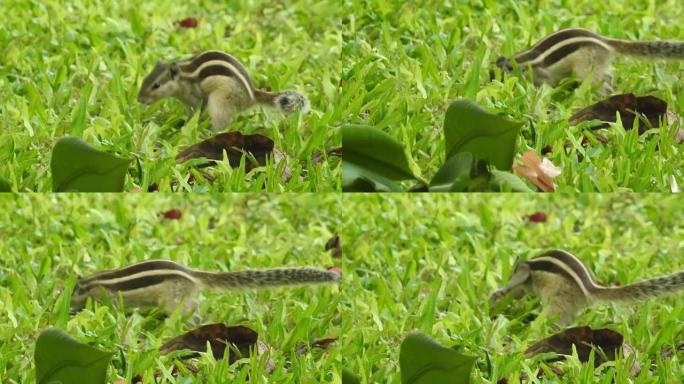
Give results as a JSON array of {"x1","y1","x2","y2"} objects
[
  {"x1": 325, "y1": 234, "x2": 342, "y2": 258},
  {"x1": 176, "y1": 132, "x2": 291, "y2": 181},
  {"x1": 162, "y1": 209, "x2": 182, "y2": 220},
  {"x1": 177, "y1": 18, "x2": 198, "y2": 28},
  {"x1": 160, "y1": 324, "x2": 274, "y2": 373},
  {"x1": 512, "y1": 150, "x2": 561, "y2": 192},
  {"x1": 569, "y1": 93, "x2": 668, "y2": 134},
  {"x1": 175, "y1": 132, "x2": 273, "y2": 168},
  {"x1": 525, "y1": 326, "x2": 638, "y2": 374},
  {"x1": 527, "y1": 212, "x2": 547, "y2": 223}
]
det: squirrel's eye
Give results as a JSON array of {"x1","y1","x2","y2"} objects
[{"x1": 152, "y1": 82, "x2": 161, "y2": 90}]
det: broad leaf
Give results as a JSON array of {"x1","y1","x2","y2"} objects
[
  {"x1": 51, "y1": 137, "x2": 131, "y2": 192},
  {"x1": 343, "y1": 160, "x2": 403, "y2": 192},
  {"x1": 342, "y1": 125, "x2": 415, "y2": 181},
  {"x1": 429, "y1": 152, "x2": 473, "y2": 192},
  {"x1": 444, "y1": 99, "x2": 522, "y2": 170},
  {"x1": 35, "y1": 328, "x2": 114, "y2": 384},
  {"x1": 400, "y1": 332, "x2": 476, "y2": 384}
]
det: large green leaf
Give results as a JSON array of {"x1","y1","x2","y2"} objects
[
  {"x1": 35, "y1": 328, "x2": 114, "y2": 384},
  {"x1": 444, "y1": 99, "x2": 522, "y2": 170},
  {"x1": 400, "y1": 332, "x2": 476, "y2": 384},
  {"x1": 51, "y1": 137, "x2": 131, "y2": 192},
  {"x1": 343, "y1": 160, "x2": 403, "y2": 192},
  {"x1": 428, "y1": 152, "x2": 473, "y2": 192},
  {"x1": 342, "y1": 125, "x2": 415, "y2": 181}
]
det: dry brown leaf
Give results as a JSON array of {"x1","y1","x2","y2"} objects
[
  {"x1": 525, "y1": 326, "x2": 635, "y2": 367},
  {"x1": 175, "y1": 132, "x2": 273, "y2": 168},
  {"x1": 512, "y1": 150, "x2": 561, "y2": 192},
  {"x1": 160, "y1": 324, "x2": 274, "y2": 373},
  {"x1": 176, "y1": 131, "x2": 291, "y2": 181},
  {"x1": 569, "y1": 93, "x2": 668, "y2": 134}
]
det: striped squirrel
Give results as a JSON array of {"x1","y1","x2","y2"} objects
[
  {"x1": 490, "y1": 250, "x2": 684, "y2": 325},
  {"x1": 71, "y1": 259, "x2": 340, "y2": 315},
  {"x1": 494, "y1": 28, "x2": 684, "y2": 89},
  {"x1": 138, "y1": 51, "x2": 310, "y2": 130}
]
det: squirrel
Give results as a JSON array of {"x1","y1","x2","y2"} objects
[
  {"x1": 490, "y1": 249, "x2": 684, "y2": 325},
  {"x1": 71, "y1": 259, "x2": 340, "y2": 315},
  {"x1": 493, "y1": 28, "x2": 684, "y2": 90},
  {"x1": 137, "y1": 50, "x2": 310, "y2": 130}
]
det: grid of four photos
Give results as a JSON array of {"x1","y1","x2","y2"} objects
[{"x1": 1, "y1": 0, "x2": 683, "y2": 383}]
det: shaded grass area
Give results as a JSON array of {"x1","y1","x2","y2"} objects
[
  {"x1": 341, "y1": 194, "x2": 684, "y2": 382},
  {"x1": 339, "y1": 0, "x2": 683, "y2": 191},
  {"x1": 1, "y1": 0, "x2": 342, "y2": 191},
  {"x1": 0, "y1": 194, "x2": 342, "y2": 382}
]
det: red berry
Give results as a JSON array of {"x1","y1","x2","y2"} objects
[
  {"x1": 163, "y1": 209, "x2": 182, "y2": 220},
  {"x1": 177, "y1": 18, "x2": 198, "y2": 28},
  {"x1": 528, "y1": 212, "x2": 547, "y2": 223}
]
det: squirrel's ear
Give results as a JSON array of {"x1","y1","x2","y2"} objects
[{"x1": 169, "y1": 63, "x2": 180, "y2": 78}]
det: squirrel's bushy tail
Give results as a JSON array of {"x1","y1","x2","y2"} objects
[
  {"x1": 607, "y1": 39, "x2": 684, "y2": 58},
  {"x1": 597, "y1": 271, "x2": 684, "y2": 302},
  {"x1": 198, "y1": 267, "x2": 340, "y2": 290},
  {"x1": 254, "y1": 89, "x2": 310, "y2": 114}
]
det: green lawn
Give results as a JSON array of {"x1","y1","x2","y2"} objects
[
  {"x1": 341, "y1": 194, "x2": 684, "y2": 382},
  {"x1": 340, "y1": 0, "x2": 683, "y2": 191},
  {"x1": 0, "y1": 194, "x2": 342, "y2": 383},
  {"x1": 1, "y1": 0, "x2": 342, "y2": 192}
]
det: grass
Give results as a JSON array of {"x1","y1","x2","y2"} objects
[
  {"x1": 0, "y1": 194, "x2": 342, "y2": 383},
  {"x1": 0, "y1": 0, "x2": 342, "y2": 192},
  {"x1": 341, "y1": 194, "x2": 684, "y2": 382},
  {"x1": 339, "y1": 0, "x2": 683, "y2": 191}
]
